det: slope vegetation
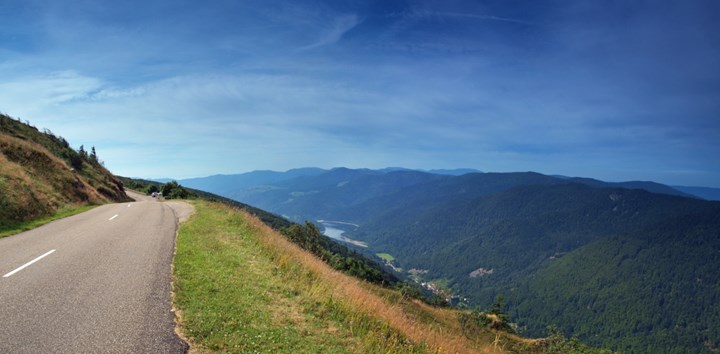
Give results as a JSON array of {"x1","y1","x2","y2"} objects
[
  {"x1": 516, "y1": 207, "x2": 720, "y2": 352},
  {"x1": 174, "y1": 200, "x2": 599, "y2": 353},
  {"x1": 355, "y1": 183, "x2": 720, "y2": 352},
  {"x1": 0, "y1": 114, "x2": 129, "y2": 234}
]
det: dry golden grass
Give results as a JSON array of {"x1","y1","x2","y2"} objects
[
  {"x1": 0, "y1": 132, "x2": 111, "y2": 231},
  {"x1": 239, "y1": 207, "x2": 507, "y2": 354},
  {"x1": 175, "y1": 201, "x2": 526, "y2": 353}
]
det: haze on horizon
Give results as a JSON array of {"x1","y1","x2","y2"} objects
[{"x1": 1, "y1": 1, "x2": 718, "y2": 187}]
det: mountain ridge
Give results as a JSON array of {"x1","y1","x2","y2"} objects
[{"x1": 179, "y1": 167, "x2": 712, "y2": 203}]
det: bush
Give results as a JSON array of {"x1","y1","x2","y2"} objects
[
  {"x1": 458, "y1": 295, "x2": 515, "y2": 337},
  {"x1": 160, "y1": 181, "x2": 195, "y2": 199},
  {"x1": 144, "y1": 184, "x2": 159, "y2": 195},
  {"x1": 458, "y1": 307, "x2": 492, "y2": 336},
  {"x1": 540, "y1": 326, "x2": 613, "y2": 354}
]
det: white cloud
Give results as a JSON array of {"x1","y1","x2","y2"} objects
[
  {"x1": 300, "y1": 14, "x2": 362, "y2": 50},
  {"x1": 0, "y1": 71, "x2": 102, "y2": 111}
]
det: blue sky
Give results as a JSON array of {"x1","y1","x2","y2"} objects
[{"x1": 1, "y1": 1, "x2": 718, "y2": 187}]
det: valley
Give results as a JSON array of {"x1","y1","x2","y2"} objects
[{"x1": 181, "y1": 167, "x2": 720, "y2": 353}]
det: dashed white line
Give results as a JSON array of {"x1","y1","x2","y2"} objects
[
  {"x1": 3, "y1": 249, "x2": 56, "y2": 278},
  {"x1": 109, "y1": 214, "x2": 119, "y2": 221}
]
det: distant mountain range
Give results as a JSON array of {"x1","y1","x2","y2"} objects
[
  {"x1": 178, "y1": 167, "x2": 720, "y2": 353},
  {"x1": 672, "y1": 185, "x2": 720, "y2": 201},
  {"x1": 176, "y1": 167, "x2": 719, "y2": 202}
]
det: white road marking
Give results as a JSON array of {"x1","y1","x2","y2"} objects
[
  {"x1": 3, "y1": 249, "x2": 56, "y2": 278},
  {"x1": 127, "y1": 204, "x2": 132, "y2": 208},
  {"x1": 109, "y1": 214, "x2": 119, "y2": 221}
]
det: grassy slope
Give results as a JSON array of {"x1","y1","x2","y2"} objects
[
  {"x1": 174, "y1": 201, "x2": 549, "y2": 353},
  {"x1": 0, "y1": 114, "x2": 129, "y2": 234}
]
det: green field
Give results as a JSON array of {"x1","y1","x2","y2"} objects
[{"x1": 376, "y1": 253, "x2": 396, "y2": 262}]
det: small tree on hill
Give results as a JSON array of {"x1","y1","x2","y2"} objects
[
  {"x1": 488, "y1": 294, "x2": 515, "y2": 333},
  {"x1": 62, "y1": 148, "x2": 83, "y2": 170},
  {"x1": 79, "y1": 145, "x2": 87, "y2": 159}
]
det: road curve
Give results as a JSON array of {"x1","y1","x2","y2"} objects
[{"x1": 0, "y1": 191, "x2": 192, "y2": 353}]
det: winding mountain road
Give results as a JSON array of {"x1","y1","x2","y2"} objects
[{"x1": 0, "y1": 191, "x2": 192, "y2": 353}]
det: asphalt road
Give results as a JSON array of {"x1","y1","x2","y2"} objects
[{"x1": 0, "y1": 191, "x2": 193, "y2": 353}]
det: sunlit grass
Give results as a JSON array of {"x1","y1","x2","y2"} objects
[
  {"x1": 173, "y1": 201, "x2": 514, "y2": 353},
  {"x1": 174, "y1": 202, "x2": 396, "y2": 352}
]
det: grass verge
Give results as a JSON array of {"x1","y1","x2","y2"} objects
[
  {"x1": 174, "y1": 201, "x2": 519, "y2": 353},
  {"x1": 0, "y1": 204, "x2": 97, "y2": 239}
]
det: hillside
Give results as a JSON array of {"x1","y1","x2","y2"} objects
[
  {"x1": 0, "y1": 114, "x2": 129, "y2": 233},
  {"x1": 173, "y1": 200, "x2": 608, "y2": 353},
  {"x1": 353, "y1": 183, "x2": 720, "y2": 352},
  {"x1": 184, "y1": 167, "x2": 720, "y2": 352},
  {"x1": 515, "y1": 207, "x2": 720, "y2": 352}
]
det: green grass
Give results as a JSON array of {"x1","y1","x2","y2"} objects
[
  {"x1": 0, "y1": 204, "x2": 97, "y2": 239},
  {"x1": 174, "y1": 201, "x2": 436, "y2": 353},
  {"x1": 172, "y1": 201, "x2": 563, "y2": 353},
  {"x1": 377, "y1": 253, "x2": 396, "y2": 262}
]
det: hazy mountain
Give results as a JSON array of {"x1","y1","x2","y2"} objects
[
  {"x1": 673, "y1": 185, "x2": 720, "y2": 201},
  {"x1": 180, "y1": 167, "x2": 326, "y2": 199},
  {"x1": 566, "y1": 177, "x2": 694, "y2": 198},
  {"x1": 149, "y1": 177, "x2": 175, "y2": 183},
  {"x1": 237, "y1": 168, "x2": 446, "y2": 222},
  {"x1": 426, "y1": 168, "x2": 482, "y2": 175}
]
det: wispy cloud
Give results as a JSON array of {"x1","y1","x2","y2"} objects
[
  {"x1": 300, "y1": 15, "x2": 362, "y2": 50},
  {"x1": 412, "y1": 10, "x2": 536, "y2": 26},
  {"x1": 0, "y1": 71, "x2": 102, "y2": 113}
]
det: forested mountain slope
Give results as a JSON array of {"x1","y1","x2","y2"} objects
[
  {"x1": 350, "y1": 183, "x2": 720, "y2": 352},
  {"x1": 515, "y1": 207, "x2": 720, "y2": 352}
]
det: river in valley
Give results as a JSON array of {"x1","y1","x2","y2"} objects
[{"x1": 318, "y1": 220, "x2": 367, "y2": 247}]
